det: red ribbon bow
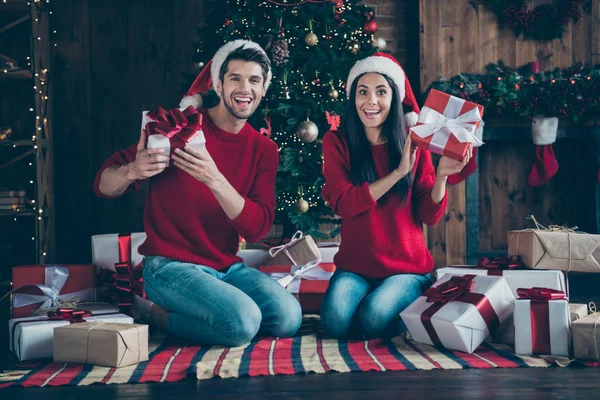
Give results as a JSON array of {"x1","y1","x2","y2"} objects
[
  {"x1": 99, "y1": 234, "x2": 146, "y2": 317},
  {"x1": 146, "y1": 105, "x2": 202, "y2": 144},
  {"x1": 47, "y1": 308, "x2": 91, "y2": 323},
  {"x1": 425, "y1": 275, "x2": 474, "y2": 304},
  {"x1": 420, "y1": 274, "x2": 500, "y2": 348},
  {"x1": 477, "y1": 255, "x2": 521, "y2": 270},
  {"x1": 517, "y1": 287, "x2": 565, "y2": 301}
]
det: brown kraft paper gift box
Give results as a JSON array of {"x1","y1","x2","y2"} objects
[
  {"x1": 54, "y1": 323, "x2": 148, "y2": 367},
  {"x1": 267, "y1": 233, "x2": 321, "y2": 266},
  {"x1": 507, "y1": 229, "x2": 600, "y2": 273},
  {"x1": 572, "y1": 313, "x2": 600, "y2": 361}
]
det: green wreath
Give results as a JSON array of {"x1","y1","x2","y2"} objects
[{"x1": 481, "y1": 0, "x2": 583, "y2": 42}]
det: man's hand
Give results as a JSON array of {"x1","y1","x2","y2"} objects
[
  {"x1": 171, "y1": 145, "x2": 224, "y2": 189},
  {"x1": 125, "y1": 129, "x2": 169, "y2": 181}
]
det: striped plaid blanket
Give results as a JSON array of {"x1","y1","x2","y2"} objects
[{"x1": 1, "y1": 318, "x2": 597, "y2": 387}]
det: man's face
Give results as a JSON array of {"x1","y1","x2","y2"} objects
[{"x1": 217, "y1": 59, "x2": 266, "y2": 120}]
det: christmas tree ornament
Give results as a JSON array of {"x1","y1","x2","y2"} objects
[
  {"x1": 363, "y1": 19, "x2": 378, "y2": 34},
  {"x1": 295, "y1": 198, "x2": 309, "y2": 213},
  {"x1": 305, "y1": 32, "x2": 318, "y2": 47},
  {"x1": 272, "y1": 38, "x2": 289, "y2": 67},
  {"x1": 296, "y1": 118, "x2": 319, "y2": 143},
  {"x1": 325, "y1": 111, "x2": 340, "y2": 131},
  {"x1": 328, "y1": 87, "x2": 339, "y2": 99},
  {"x1": 224, "y1": 18, "x2": 232, "y2": 26},
  {"x1": 348, "y1": 42, "x2": 360, "y2": 55}
]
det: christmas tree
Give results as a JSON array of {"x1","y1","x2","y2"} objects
[{"x1": 188, "y1": 0, "x2": 385, "y2": 240}]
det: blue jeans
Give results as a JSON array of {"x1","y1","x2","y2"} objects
[
  {"x1": 142, "y1": 256, "x2": 303, "y2": 346},
  {"x1": 320, "y1": 269, "x2": 432, "y2": 340}
]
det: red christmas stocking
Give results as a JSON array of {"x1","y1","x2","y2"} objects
[
  {"x1": 527, "y1": 144, "x2": 559, "y2": 187},
  {"x1": 526, "y1": 116, "x2": 559, "y2": 187},
  {"x1": 448, "y1": 147, "x2": 478, "y2": 185}
]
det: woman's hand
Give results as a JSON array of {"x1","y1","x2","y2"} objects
[
  {"x1": 394, "y1": 135, "x2": 418, "y2": 178},
  {"x1": 436, "y1": 145, "x2": 473, "y2": 178}
]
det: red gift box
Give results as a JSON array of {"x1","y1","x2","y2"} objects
[
  {"x1": 410, "y1": 89, "x2": 484, "y2": 161},
  {"x1": 10, "y1": 264, "x2": 96, "y2": 318},
  {"x1": 259, "y1": 262, "x2": 335, "y2": 314}
]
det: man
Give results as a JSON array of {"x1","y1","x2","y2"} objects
[{"x1": 94, "y1": 40, "x2": 302, "y2": 346}]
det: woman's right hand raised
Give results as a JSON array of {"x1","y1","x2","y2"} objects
[
  {"x1": 394, "y1": 134, "x2": 418, "y2": 178},
  {"x1": 125, "y1": 129, "x2": 169, "y2": 181}
]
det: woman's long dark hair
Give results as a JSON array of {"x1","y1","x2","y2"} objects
[{"x1": 344, "y1": 73, "x2": 411, "y2": 204}]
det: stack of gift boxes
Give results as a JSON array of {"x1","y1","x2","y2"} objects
[
  {"x1": 5, "y1": 231, "x2": 339, "y2": 366},
  {"x1": 401, "y1": 227, "x2": 600, "y2": 361}
]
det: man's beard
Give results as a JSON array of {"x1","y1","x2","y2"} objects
[{"x1": 223, "y1": 94, "x2": 257, "y2": 120}]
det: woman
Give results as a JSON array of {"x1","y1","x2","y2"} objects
[{"x1": 320, "y1": 52, "x2": 472, "y2": 339}]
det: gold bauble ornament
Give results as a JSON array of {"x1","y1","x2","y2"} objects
[
  {"x1": 296, "y1": 119, "x2": 319, "y2": 143},
  {"x1": 328, "y1": 88, "x2": 339, "y2": 99},
  {"x1": 295, "y1": 198, "x2": 309, "y2": 213},
  {"x1": 305, "y1": 32, "x2": 318, "y2": 46}
]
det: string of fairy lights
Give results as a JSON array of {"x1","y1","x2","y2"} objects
[{"x1": 2, "y1": 0, "x2": 54, "y2": 259}]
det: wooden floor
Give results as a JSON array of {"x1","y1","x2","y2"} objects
[{"x1": 2, "y1": 367, "x2": 600, "y2": 399}]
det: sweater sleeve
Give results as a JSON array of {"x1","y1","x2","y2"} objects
[
  {"x1": 321, "y1": 131, "x2": 377, "y2": 219},
  {"x1": 412, "y1": 148, "x2": 447, "y2": 226},
  {"x1": 229, "y1": 139, "x2": 278, "y2": 243},
  {"x1": 93, "y1": 143, "x2": 142, "y2": 198}
]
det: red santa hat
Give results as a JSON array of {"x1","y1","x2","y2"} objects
[
  {"x1": 180, "y1": 39, "x2": 272, "y2": 109},
  {"x1": 346, "y1": 52, "x2": 419, "y2": 128}
]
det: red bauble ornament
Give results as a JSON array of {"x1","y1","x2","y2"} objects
[
  {"x1": 224, "y1": 18, "x2": 232, "y2": 26},
  {"x1": 363, "y1": 19, "x2": 378, "y2": 34}
]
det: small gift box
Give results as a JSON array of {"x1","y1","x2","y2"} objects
[
  {"x1": 508, "y1": 228, "x2": 600, "y2": 273},
  {"x1": 410, "y1": 89, "x2": 484, "y2": 161},
  {"x1": 9, "y1": 308, "x2": 132, "y2": 361},
  {"x1": 142, "y1": 105, "x2": 206, "y2": 156},
  {"x1": 92, "y1": 233, "x2": 152, "y2": 320},
  {"x1": 436, "y1": 258, "x2": 567, "y2": 345},
  {"x1": 513, "y1": 288, "x2": 570, "y2": 357},
  {"x1": 259, "y1": 260, "x2": 335, "y2": 314},
  {"x1": 8, "y1": 264, "x2": 96, "y2": 318},
  {"x1": 400, "y1": 274, "x2": 514, "y2": 354},
  {"x1": 266, "y1": 231, "x2": 321, "y2": 266},
  {"x1": 572, "y1": 312, "x2": 600, "y2": 361},
  {"x1": 54, "y1": 322, "x2": 148, "y2": 367},
  {"x1": 570, "y1": 303, "x2": 588, "y2": 322}
]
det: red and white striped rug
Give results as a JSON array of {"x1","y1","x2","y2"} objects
[{"x1": 1, "y1": 319, "x2": 597, "y2": 387}]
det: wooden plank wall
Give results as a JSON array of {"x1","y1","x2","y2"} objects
[
  {"x1": 51, "y1": 0, "x2": 204, "y2": 262},
  {"x1": 420, "y1": 0, "x2": 600, "y2": 267}
]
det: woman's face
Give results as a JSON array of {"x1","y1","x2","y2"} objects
[{"x1": 354, "y1": 73, "x2": 393, "y2": 130}]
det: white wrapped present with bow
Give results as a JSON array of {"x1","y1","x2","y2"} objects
[
  {"x1": 410, "y1": 89, "x2": 484, "y2": 161},
  {"x1": 259, "y1": 259, "x2": 336, "y2": 314}
]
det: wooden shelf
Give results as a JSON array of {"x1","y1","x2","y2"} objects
[
  {"x1": 0, "y1": 69, "x2": 33, "y2": 80},
  {"x1": 0, "y1": 209, "x2": 34, "y2": 217},
  {"x1": 0, "y1": 1, "x2": 29, "y2": 13}
]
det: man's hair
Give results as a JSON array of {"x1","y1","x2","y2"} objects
[{"x1": 219, "y1": 45, "x2": 271, "y2": 85}]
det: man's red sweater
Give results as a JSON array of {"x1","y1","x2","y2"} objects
[
  {"x1": 94, "y1": 108, "x2": 279, "y2": 270},
  {"x1": 321, "y1": 130, "x2": 447, "y2": 278}
]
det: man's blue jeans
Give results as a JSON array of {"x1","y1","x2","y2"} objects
[{"x1": 142, "y1": 256, "x2": 303, "y2": 346}]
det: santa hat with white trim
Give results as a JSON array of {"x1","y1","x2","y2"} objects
[
  {"x1": 346, "y1": 52, "x2": 420, "y2": 128},
  {"x1": 180, "y1": 39, "x2": 272, "y2": 109}
]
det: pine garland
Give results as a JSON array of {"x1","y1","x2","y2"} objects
[
  {"x1": 428, "y1": 61, "x2": 600, "y2": 122},
  {"x1": 481, "y1": 0, "x2": 584, "y2": 42}
]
